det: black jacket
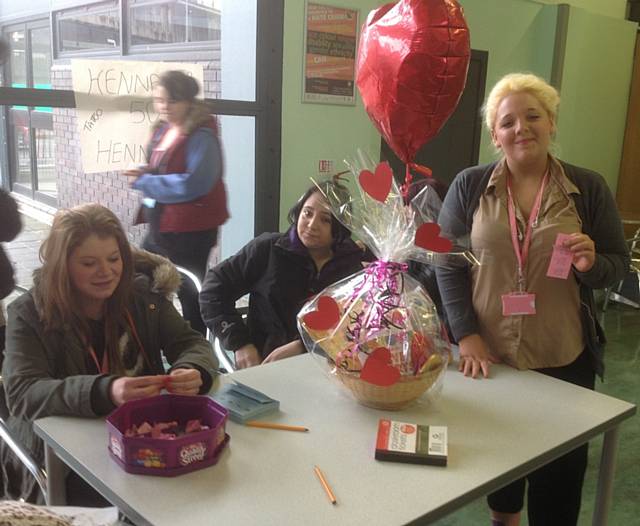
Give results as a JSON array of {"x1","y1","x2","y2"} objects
[
  {"x1": 200, "y1": 229, "x2": 366, "y2": 359},
  {"x1": 0, "y1": 190, "x2": 22, "y2": 300},
  {"x1": 435, "y1": 160, "x2": 629, "y2": 377}
]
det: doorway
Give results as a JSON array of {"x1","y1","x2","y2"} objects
[
  {"x1": 381, "y1": 49, "x2": 488, "y2": 191},
  {"x1": 4, "y1": 20, "x2": 57, "y2": 206}
]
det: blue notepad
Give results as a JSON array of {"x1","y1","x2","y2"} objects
[{"x1": 210, "y1": 381, "x2": 279, "y2": 423}]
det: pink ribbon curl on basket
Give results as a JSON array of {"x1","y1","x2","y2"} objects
[{"x1": 336, "y1": 261, "x2": 408, "y2": 369}]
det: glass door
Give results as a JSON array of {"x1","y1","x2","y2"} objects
[{"x1": 6, "y1": 21, "x2": 56, "y2": 206}]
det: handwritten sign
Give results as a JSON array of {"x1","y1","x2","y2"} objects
[{"x1": 71, "y1": 59, "x2": 204, "y2": 174}]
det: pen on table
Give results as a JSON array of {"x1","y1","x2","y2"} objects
[
  {"x1": 245, "y1": 421, "x2": 309, "y2": 432},
  {"x1": 314, "y1": 465, "x2": 337, "y2": 505}
]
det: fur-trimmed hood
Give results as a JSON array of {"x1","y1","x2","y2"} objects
[
  {"x1": 132, "y1": 248, "x2": 182, "y2": 298},
  {"x1": 30, "y1": 248, "x2": 182, "y2": 310}
]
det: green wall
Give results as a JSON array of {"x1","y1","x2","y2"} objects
[
  {"x1": 536, "y1": 0, "x2": 627, "y2": 19},
  {"x1": 458, "y1": 0, "x2": 558, "y2": 164},
  {"x1": 555, "y1": 7, "x2": 637, "y2": 189},
  {"x1": 280, "y1": 0, "x2": 381, "y2": 229},
  {"x1": 280, "y1": 0, "x2": 636, "y2": 226}
]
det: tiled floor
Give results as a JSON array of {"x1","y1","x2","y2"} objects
[
  {"x1": 4, "y1": 212, "x2": 639, "y2": 524},
  {"x1": 3, "y1": 213, "x2": 50, "y2": 304},
  {"x1": 429, "y1": 304, "x2": 640, "y2": 526}
]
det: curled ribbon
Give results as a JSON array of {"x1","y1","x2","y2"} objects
[{"x1": 336, "y1": 261, "x2": 408, "y2": 369}]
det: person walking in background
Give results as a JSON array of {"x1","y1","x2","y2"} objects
[
  {"x1": 124, "y1": 70, "x2": 229, "y2": 335},
  {"x1": 1, "y1": 204, "x2": 217, "y2": 503},
  {"x1": 436, "y1": 73, "x2": 628, "y2": 526},
  {"x1": 200, "y1": 178, "x2": 370, "y2": 369}
]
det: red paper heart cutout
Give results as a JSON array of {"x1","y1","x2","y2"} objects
[
  {"x1": 303, "y1": 295, "x2": 340, "y2": 331},
  {"x1": 415, "y1": 222, "x2": 452, "y2": 253},
  {"x1": 357, "y1": 0, "x2": 470, "y2": 163},
  {"x1": 358, "y1": 162, "x2": 393, "y2": 203},
  {"x1": 360, "y1": 347, "x2": 401, "y2": 387}
]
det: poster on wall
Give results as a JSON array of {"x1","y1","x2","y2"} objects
[
  {"x1": 302, "y1": 2, "x2": 359, "y2": 105},
  {"x1": 71, "y1": 59, "x2": 204, "y2": 174}
]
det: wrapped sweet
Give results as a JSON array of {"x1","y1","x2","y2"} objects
[{"x1": 297, "y1": 153, "x2": 475, "y2": 410}]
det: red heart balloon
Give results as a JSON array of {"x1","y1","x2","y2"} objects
[
  {"x1": 415, "y1": 223, "x2": 452, "y2": 253},
  {"x1": 358, "y1": 162, "x2": 393, "y2": 202},
  {"x1": 357, "y1": 0, "x2": 470, "y2": 163},
  {"x1": 303, "y1": 295, "x2": 341, "y2": 331},
  {"x1": 360, "y1": 347, "x2": 401, "y2": 387}
]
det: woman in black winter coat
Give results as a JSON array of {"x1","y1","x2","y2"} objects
[
  {"x1": 0, "y1": 189, "x2": 22, "y2": 363},
  {"x1": 200, "y1": 179, "x2": 369, "y2": 369}
]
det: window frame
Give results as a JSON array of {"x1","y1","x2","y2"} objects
[
  {"x1": 126, "y1": 0, "x2": 221, "y2": 52},
  {"x1": 1, "y1": 18, "x2": 58, "y2": 205},
  {"x1": 1, "y1": 0, "x2": 283, "y2": 234},
  {"x1": 53, "y1": 0, "x2": 122, "y2": 58}
]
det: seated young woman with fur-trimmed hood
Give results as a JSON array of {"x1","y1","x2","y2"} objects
[{"x1": 1, "y1": 203, "x2": 218, "y2": 504}]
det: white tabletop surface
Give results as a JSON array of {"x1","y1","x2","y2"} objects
[{"x1": 35, "y1": 355, "x2": 635, "y2": 526}]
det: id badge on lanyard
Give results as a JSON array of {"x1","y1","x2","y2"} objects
[
  {"x1": 86, "y1": 310, "x2": 149, "y2": 374},
  {"x1": 501, "y1": 171, "x2": 548, "y2": 317}
]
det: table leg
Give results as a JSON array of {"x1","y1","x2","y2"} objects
[
  {"x1": 44, "y1": 444, "x2": 68, "y2": 505},
  {"x1": 592, "y1": 425, "x2": 621, "y2": 526}
]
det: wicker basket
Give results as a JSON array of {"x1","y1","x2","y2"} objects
[{"x1": 335, "y1": 364, "x2": 445, "y2": 410}]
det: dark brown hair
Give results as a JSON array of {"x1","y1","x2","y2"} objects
[
  {"x1": 157, "y1": 70, "x2": 200, "y2": 102},
  {"x1": 287, "y1": 175, "x2": 351, "y2": 244}
]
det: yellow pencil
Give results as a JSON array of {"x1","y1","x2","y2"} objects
[
  {"x1": 314, "y1": 465, "x2": 337, "y2": 505},
  {"x1": 245, "y1": 421, "x2": 309, "y2": 432}
]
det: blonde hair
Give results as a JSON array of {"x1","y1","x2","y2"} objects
[
  {"x1": 36, "y1": 204, "x2": 134, "y2": 371},
  {"x1": 483, "y1": 73, "x2": 560, "y2": 132}
]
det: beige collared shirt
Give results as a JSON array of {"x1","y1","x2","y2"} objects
[{"x1": 470, "y1": 157, "x2": 584, "y2": 369}]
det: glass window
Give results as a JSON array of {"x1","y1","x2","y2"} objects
[
  {"x1": 129, "y1": 0, "x2": 220, "y2": 46},
  {"x1": 128, "y1": 1, "x2": 255, "y2": 102},
  {"x1": 57, "y1": 2, "x2": 120, "y2": 52},
  {"x1": 219, "y1": 1, "x2": 256, "y2": 102},
  {"x1": 129, "y1": 1, "x2": 187, "y2": 45},
  {"x1": 35, "y1": 127, "x2": 56, "y2": 198},
  {"x1": 9, "y1": 30, "x2": 26, "y2": 89},
  {"x1": 3, "y1": 23, "x2": 57, "y2": 204},
  {"x1": 9, "y1": 110, "x2": 31, "y2": 189},
  {"x1": 217, "y1": 114, "x2": 255, "y2": 260},
  {"x1": 31, "y1": 27, "x2": 52, "y2": 90},
  {"x1": 187, "y1": 0, "x2": 221, "y2": 43}
]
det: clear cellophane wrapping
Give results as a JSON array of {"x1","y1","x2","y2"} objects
[{"x1": 297, "y1": 153, "x2": 474, "y2": 409}]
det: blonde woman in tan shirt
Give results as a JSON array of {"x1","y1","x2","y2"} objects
[{"x1": 436, "y1": 73, "x2": 628, "y2": 526}]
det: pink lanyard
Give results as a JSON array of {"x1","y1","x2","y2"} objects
[
  {"x1": 505, "y1": 170, "x2": 549, "y2": 291},
  {"x1": 86, "y1": 310, "x2": 148, "y2": 374},
  {"x1": 87, "y1": 342, "x2": 109, "y2": 375}
]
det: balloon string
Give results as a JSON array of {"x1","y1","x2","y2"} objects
[
  {"x1": 400, "y1": 165, "x2": 412, "y2": 201},
  {"x1": 400, "y1": 162, "x2": 432, "y2": 201},
  {"x1": 408, "y1": 163, "x2": 433, "y2": 178}
]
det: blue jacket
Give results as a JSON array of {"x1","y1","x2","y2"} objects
[{"x1": 132, "y1": 126, "x2": 222, "y2": 204}]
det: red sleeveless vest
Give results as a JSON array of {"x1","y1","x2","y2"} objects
[{"x1": 145, "y1": 118, "x2": 229, "y2": 233}]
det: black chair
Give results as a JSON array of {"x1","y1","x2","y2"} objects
[
  {"x1": 1, "y1": 284, "x2": 49, "y2": 502},
  {"x1": 0, "y1": 408, "x2": 48, "y2": 502},
  {"x1": 602, "y1": 226, "x2": 640, "y2": 310},
  {"x1": 174, "y1": 265, "x2": 236, "y2": 373}
]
